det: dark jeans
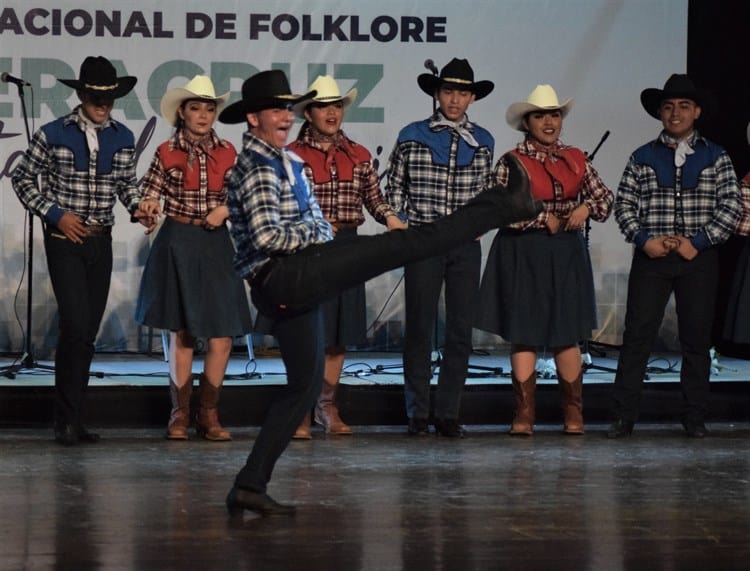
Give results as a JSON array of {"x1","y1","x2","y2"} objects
[
  {"x1": 612, "y1": 249, "x2": 719, "y2": 422},
  {"x1": 403, "y1": 240, "x2": 480, "y2": 420},
  {"x1": 44, "y1": 231, "x2": 112, "y2": 429}
]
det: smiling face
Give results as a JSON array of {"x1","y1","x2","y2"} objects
[
  {"x1": 523, "y1": 109, "x2": 563, "y2": 148},
  {"x1": 179, "y1": 99, "x2": 217, "y2": 139},
  {"x1": 79, "y1": 92, "x2": 114, "y2": 124},
  {"x1": 304, "y1": 100, "x2": 344, "y2": 137},
  {"x1": 247, "y1": 104, "x2": 295, "y2": 149},
  {"x1": 436, "y1": 84, "x2": 475, "y2": 122},
  {"x1": 659, "y1": 98, "x2": 701, "y2": 140}
]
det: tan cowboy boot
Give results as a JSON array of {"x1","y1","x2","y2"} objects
[
  {"x1": 293, "y1": 413, "x2": 313, "y2": 440},
  {"x1": 167, "y1": 379, "x2": 192, "y2": 440},
  {"x1": 509, "y1": 372, "x2": 536, "y2": 436},
  {"x1": 558, "y1": 372, "x2": 584, "y2": 434},
  {"x1": 314, "y1": 381, "x2": 352, "y2": 435},
  {"x1": 195, "y1": 374, "x2": 232, "y2": 441}
]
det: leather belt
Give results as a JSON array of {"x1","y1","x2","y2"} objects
[{"x1": 169, "y1": 215, "x2": 204, "y2": 226}]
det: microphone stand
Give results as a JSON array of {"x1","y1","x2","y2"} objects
[
  {"x1": 1, "y1": 83, "x2": 55, "y2": 379},
  {"x1": 580, "y1": 130, "x2": 617, "y2": 375}
]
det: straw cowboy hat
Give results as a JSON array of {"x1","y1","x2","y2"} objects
[
  {"x1": 417, "y1": 58, "x2": 494, "y2": 101},
  {"x1": 505, "y1": 84, "x2": 574, "y2": 131},
  {"x1": 218, "y1": 70, "x2": 316, "y2": 124},
  {"x1": 160, "y1": 75, "x2": 230, "y2": 126},
  {"x1": 292, "y1": 75, "x2": 358, "y2": 118},
  {"x1": 58, "y1": 56, "x2": 136, "y2": 99},
  {"x1": 640, "y1": 74, "x2": 712, "y2": 119}
]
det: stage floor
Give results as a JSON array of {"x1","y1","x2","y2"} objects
[{"x1": 1, "y1": 423, "x2": 749, "y2": 570}]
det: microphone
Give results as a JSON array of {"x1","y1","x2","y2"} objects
[
  {"x1": 587, "y1": 130, "x2": 610, "y2": 162},
  {"x1": 1, "y1": 72, "x2": 31, "y2": 87},
  {"x1": 423, "y1": 59, "x2": 439, "y2": 76}
]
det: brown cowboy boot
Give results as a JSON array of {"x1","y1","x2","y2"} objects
[
  {"x1": 293, "y1": 412, "x2": 313, "y2": 440},
  {"x1": 195, "y1": 374, "x2": 232, "y2": 441},
  {"x1": 509, "y1": 372, "x2": 536, "y2": 436},
  {"x1": 558, "y1": 372, "x2": 584, "y2": 434},
  {"x1": 314, "y1": 381, "x2": 352, "y2": 435},
  {"x1": 167, "y1": 379, "x2": 192, "y2": 440}
]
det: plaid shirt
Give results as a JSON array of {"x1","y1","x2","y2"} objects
[
  {"x1": 615, "y1": 131, "x2": 741, "y2": 251},
  {"x1": 288, "y1": 127, "x2": 395, "y2": 226},
  {"x1": 494, "y1": 139, "x2": 613, "y2": 230},
  {"x1": 227, "y1": 132, "x2": 333, "y2": 280},
  {"x1": 140, "y1": 129, "x2": 235, "y2": 218},
  {"x1": 385, "y1": 113, "x2": 494, "y2": 225},
  {"x1": 11, "y1": 106, "x2": 140, "y2": 226},
  {"x1": 735, "y1": 173, "x2": 750, "y2": 236}
]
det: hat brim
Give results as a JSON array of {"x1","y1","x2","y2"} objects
[
  {"x1": 59, "y1": 76, "x2": 137, "y2": 99},
  {"x1": 292, "y1": 88, "x2": 358, "y2": 118},
  {"x1": 505, "y1": 98, "x2": 574, "y2": 131},
  {"x1": 218, "y1": 90, "x2": 317, "y2": 124},
  {"x1": 417, "y1": 74, "x2": 494, "y2": 101},
  {"x1": 640, "y1": 87, "x2": 711, "y2": 119},
  {"x1": 160, "y1": 87, "x2": 230, "y2": 126}
]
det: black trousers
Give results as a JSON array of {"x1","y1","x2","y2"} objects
[
  {"x1": 612, "y1": 249, "x2": 719, "y2": 422},
  {"x1": 44, "y1": 230, "x2": 112, "y2": 429},
  {"x1": 403, "y1": 240, "x2": 480, "y2": 420}
]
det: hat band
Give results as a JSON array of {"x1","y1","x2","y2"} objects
[
  {"x1": 441, "y1": 77, "x2": 472, "y2": 85},
  {"x1": 85, "y1": 82, "x2": 119, "y2": 91}
]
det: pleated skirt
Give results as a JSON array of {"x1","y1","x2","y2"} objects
[
  {"x1": 476, "y1": 229, "x2": 597, "y2": 347},
  {"x1": 135, "y1": 217, "x2": 253, "y2": 338}
]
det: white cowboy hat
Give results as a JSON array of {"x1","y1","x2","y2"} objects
[
  {"x1": 505, "y1": 84, "x2": 574, "y2": 131},
  {"x1": 292, "y1": 75, "x2": 357, "y2": 118},
  {"x1": 160, "y1": 75, "x2": 230, "y2": 126}
]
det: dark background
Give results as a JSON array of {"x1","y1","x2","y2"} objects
[{"x1": 688, "y1": 0, "x2": 750, "y2": 358}]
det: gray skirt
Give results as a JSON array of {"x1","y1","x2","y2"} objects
[
  {"x1": 476, "y1": 229, "x2": 597, "y2": 347},
  {"x1": 135, "y1": 217, "x2": 253, "y2": 338}
]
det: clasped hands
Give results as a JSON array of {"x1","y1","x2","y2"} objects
[
  {"x1": 546, "y1": 204, "x2": 589, "y2": 235},
  {"x1": 132, "y1": 198, "x2": 162, "y2": 235},
  {"x1": 643, "y1": 235, "x2": 698, "y2": 260}
]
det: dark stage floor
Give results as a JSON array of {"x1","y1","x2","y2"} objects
[
  {"x1": 1, "y1": 424, "x2": 749, "y2": 570},
  {"x1": 1, "y1": 350, "x2": 750, "y2": 569}
]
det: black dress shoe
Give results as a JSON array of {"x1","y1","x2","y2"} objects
[
  {"x1": 54, "y1": 424, "x2": 79, "y2": 446},
  {"x1": 434, "y1": 418, "x2": 467, "y2": 438},
  {"x1": 226, "y1": 487, "x2": 296, "y2": 516},
  {"x1": 407, "y1": 417, "x2": 430, "y2": 436},
  {"x1": 606, "y1": 418, "x2": 634, "y2": 439},
  {"x1": 76, "y1": 427, "x2": 101, "y2": 443},
  {"x1": 682, "y1": 419, "x2": 709, "y2": 438}
]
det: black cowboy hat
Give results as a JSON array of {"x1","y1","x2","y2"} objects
[
  {"x1": 417, "y1": 58, "x2": 494, "y2": 101},
  {"x1": 218, "y1": 70, "x2": 317, "y2": 124},
  {"x1": 640, "y1": 74, "x2": 713, "y2": 119},
  {"x1": 58, "y1": 56, "x2": 136, "y2": 99}
]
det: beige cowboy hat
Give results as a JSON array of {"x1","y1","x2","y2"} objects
[
  {"x1": 160, "y1": 75, "x2": 230, "y2": 126},
  {"x1": 505, "y1": 84, "x2": 574, "y2": 131},
  {"x1": 292, "y1": 75, "x2": 358, "y2": 118}
]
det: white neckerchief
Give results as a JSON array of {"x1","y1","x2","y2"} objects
[
  {"x1": 430, "y1": 114, "x2": 479, "y2": 148},
  {"x1": 78, "y1": 109, "x2": 101, "y2": 154},
  {"x1": 661, "y1": 131, "x2": 695, "y2": 168}
]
